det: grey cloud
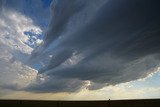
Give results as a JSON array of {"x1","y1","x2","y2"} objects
[
  {"x1": 28, "y1": 0, "x2": 160, "y2": 92},
  {"x1": 26, "y1": 76, "x2": 84, "y2": 93},
  {"x1": 38, "y1": 49, "x2": 73, "y2": 73},
  {"x1": 0, "y1": 0, "x2": 5, "y2": 10},
  {"x1": 31, "y1": 0, "x2": 108, "y2": 59},
  {"x1": 43, "y1": 0, "x2": 85, "y2": 45}
]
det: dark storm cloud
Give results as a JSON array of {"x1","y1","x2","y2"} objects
[
  {"x1": 28, "y1": 0, "x2": 160, "y2": 92},
  {"x1": 26, "y1": 76, "x2": 84, "y2": 93}
]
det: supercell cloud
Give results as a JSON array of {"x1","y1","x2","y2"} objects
[
  {"x1": 1, "y1": 0, "x2": 160, "y2": 93},
  {"x1": 28, "y1": 0, "x2": 160, "y2": 92}
]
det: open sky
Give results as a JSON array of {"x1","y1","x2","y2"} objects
[{"x1": 0, "y1": 0, "x2": 160, "y2": 100}]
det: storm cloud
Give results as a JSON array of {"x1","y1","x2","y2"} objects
[{"x1": 28, "y1": 0, "x2": 160, "y2": 92}]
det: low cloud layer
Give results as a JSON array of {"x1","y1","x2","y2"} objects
[{"x1": 28, "y1": 0, "x2": 160, "y2": 92}]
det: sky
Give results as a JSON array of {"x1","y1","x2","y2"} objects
[{"x1": 0, "y1": 0, "x2": 160, "y2": 100}]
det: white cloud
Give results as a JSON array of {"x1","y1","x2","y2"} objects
[
  {"x1": 0, "y1": 7, "x2": 40, "y2": 95},
  {"x1": 0, "y1": 42, "x2": 37, "y2": 91},
  {"x1": 36, "y1": 39, "x2": 43, "y2": 45},
  {"x1": 0, "y1": 9, "x2": 42, "y2": 54}
]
